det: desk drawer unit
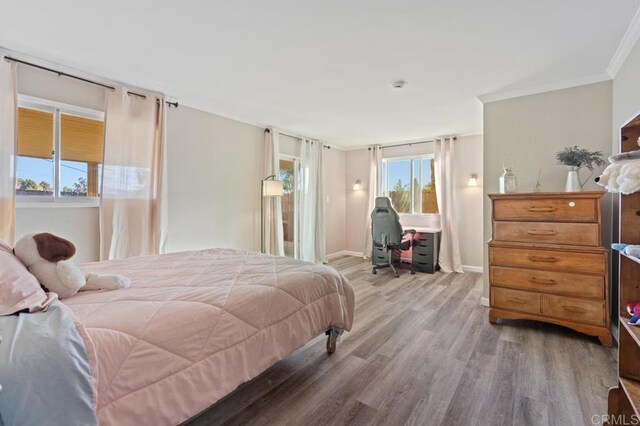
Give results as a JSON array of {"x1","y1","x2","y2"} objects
[
  {"x1": 412, "y1": 231, "x2": 440, "y2": 274},
  {"x1": 487, "y1": 192, "x2": 611, "y2": 346}
]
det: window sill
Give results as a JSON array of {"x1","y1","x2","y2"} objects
[{"x1": 16, "y1": 198, "x2": 99, "y2": 209}]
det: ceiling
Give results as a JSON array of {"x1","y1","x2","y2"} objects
[{"x1": 0, "y1": 1, "x2": 637, "y2": 148}]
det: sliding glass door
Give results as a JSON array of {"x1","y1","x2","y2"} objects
[{"x1": 279, "y1": 157, "x2": 297, "y2": 258}]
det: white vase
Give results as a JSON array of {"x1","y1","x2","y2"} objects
[{"x1": 565, "y1": 166, "x2": 582, "y2": 192}]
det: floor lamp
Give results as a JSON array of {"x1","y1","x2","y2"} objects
[{"x1": 261, "y1": 174, "x2": 284, "y2": 253}]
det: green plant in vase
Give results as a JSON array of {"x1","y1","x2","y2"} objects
[{"x1": 555, "y1": 146, "x2": 606, "y2": 192}]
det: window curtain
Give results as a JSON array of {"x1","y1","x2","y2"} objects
[
  {"x1": 263, "y1": 128, "x2": 284, "y2": 256},
  {"x1": 362, "y1": 145, "x2": 382, "y2": 258},
  {"x1": 434, "y1": 136, "x2": 463, "y2": 273},
  {"x1": 295, "y1": 138, "x2": 325, "y2": 263},
  {"x1": 0, "y1": 56, "x2": 17, "y2": 244},
  {"x1": 100, "y1": 87, "x2": 167, "y2": 260}
]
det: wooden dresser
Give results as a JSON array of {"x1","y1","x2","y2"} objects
[{"x1": 488, "y1": 192, "x2": 611, "y2": 346}]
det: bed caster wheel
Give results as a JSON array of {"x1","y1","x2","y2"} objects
[
  {"x1": 411, "y1": 271, "x2": 416, "y2": 275},
  {"x1": 394, "y1": 274, "x2": 400, "y2": 278},
  {"x1": 326, "y1": 327, "x2": 343, "y2": 355},
  {"x1": 326, "y1": 338, "x2": 337, "y2": 354},
  {"x1": 372, "y1": 268, "x2": 377, "y2": 275}
]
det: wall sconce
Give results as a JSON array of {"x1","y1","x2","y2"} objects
[
  {"x1": 353, "y1": 180, "x2": 362, "y2": 191},
  {"x1": 468, "y1": 174, "x2": 479, "y2": 187}
]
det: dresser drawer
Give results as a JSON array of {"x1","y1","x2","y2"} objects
[
  {"x1": 493, "y1": 221, "x2": 600, "y2": 246},
  {"x1": 542, "y1": 294, "x2": 605, "y2": 326},
  {"x1": 490, "y1": 266, "x2": 604, "y2": 299},
  {"x1": 493, "y1": 198, "x2": 598, "y2": 222},
  {"x1": 492, "y1": 287, "x2": 541, "y2": 314},
  {"x1": 490, "y1": 246, "x2": 605, "y2": 274}
]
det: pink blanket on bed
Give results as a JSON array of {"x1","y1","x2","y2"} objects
[{"x1": 63, "y1": 249, "x2": 354, "y2": 425}]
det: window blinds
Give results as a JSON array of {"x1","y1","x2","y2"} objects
[{"x1": 17, "y1": 107, "x2": 104, "y2": 163}]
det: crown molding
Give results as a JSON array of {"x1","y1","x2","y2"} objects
[
  {"x1": 477, "y1": 72, "x2": 611, "y2": 104},
  {"x1": 607, "y1": 5, "x2": 640, "y2": 78}
]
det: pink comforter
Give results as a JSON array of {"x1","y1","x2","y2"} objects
[{"x1": 64, "y1": 249, "x2": 355, "y2": 425}]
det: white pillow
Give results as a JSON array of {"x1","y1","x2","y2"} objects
[{"x1": 0, "y1": 240, "x2": 57, "y2": 316}]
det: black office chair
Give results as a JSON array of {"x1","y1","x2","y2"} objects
[{"x1": 370, "y1": 197, "x2": 415, "y2": 278}]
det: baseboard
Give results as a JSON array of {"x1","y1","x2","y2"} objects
[
  {"x1": 462, "y1": 265, "x2": 483, "y2": 273},
  {"x1": 480, "y1": 297, "x2": 489, "y2": 307},
  {"x1": 325, "y1": 250, "x2": 364, "y2": 260}
]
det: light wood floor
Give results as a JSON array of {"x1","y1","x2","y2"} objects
[{"x1": 188, "y1": 256, "x2": 617, "y2": 426}]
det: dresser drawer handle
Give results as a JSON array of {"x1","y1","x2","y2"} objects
[
  {"x1": 530, "y1": 277, "x2": 557, "y2": 285},
  {"x1": 527, "y1": 230, "x2": 557, "y2": 236},
  {"x1": 528, "y1": 256, "x2": 559, "y2": 263},
  {"x1": 526, "y1": 206, "x2": 557, "y2": 212},
  {"x1": 562, "y1": 305, "x2": 586, "y2": 314},
  {"x1": 506, "y1": 297, "x2": 527, "y2": 305}
]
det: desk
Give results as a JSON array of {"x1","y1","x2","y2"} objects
[{"x1": 405, "y1": 226, "x2": 441, "y2": 234}]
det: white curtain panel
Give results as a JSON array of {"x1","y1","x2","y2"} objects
[
  {"x1": 263, "y1": 129, "x2": 284, "y2": 256},
  {"x1": 100, "y1": 87, "x2": 168, "y2": 260},
  {"x1": 362, "y1": 145, "x2": 382, "y2": 258},
  {"x1": 0, "y1": 56, "x2": 17, "y2": 244},
  {"x1": 434, "y1": 137, "x2": 463, "y2": 273},
  {"x1": 295, "y1": 138, "x2": 325, "y2": 263}
]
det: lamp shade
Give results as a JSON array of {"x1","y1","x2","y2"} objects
[
  {"x1": 468, "y1": 174, "x2": 479, "y2": 187},
  {"x1": 263, "y1": 180, "x2": 284, "y2": 197}
]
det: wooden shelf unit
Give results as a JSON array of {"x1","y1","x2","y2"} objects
[{"x1": 608, "y1": 119, "x2": 640, "y2": 422}]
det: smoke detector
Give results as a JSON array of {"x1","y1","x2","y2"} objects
[{"x1": 392, "y1": 80, "x2": 407, "y2": 89}]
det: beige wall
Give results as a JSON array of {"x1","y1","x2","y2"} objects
[
  {"x1": 613, "y1": 39, "x2": 640, "y2": 140},
  {"x1": 165, "y1": 106, "x2": 264, "y2": 253},
  {"x1": 345, "y1": 148, "x2": 372, "y2": 254},
  {"x1": 343, "y1": 135, "x2": 484, "y2": 269},
  {"x1": 482, "y1": 80, "x2": 614, "y2": 299},
  {"x1": 454, "y1": 134, "x2": 484, "y2": 269},
  {"x1": 16, "y1": 207, "x2": 100, "y2": 263},
  {"x1": 14, "y1": 65, "x2": 347, "y2": 260},
  {"x1": 323, "y1": 147, "x2": 347, "y2": 255}
]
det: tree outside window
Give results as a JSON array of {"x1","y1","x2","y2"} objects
[{"x1": 382, "y1": 157, "x2": 438, "y2": 214}]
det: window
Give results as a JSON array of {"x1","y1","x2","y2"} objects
[
  {"x1": 16, "y1": 96, "x2": 104, "y2": 203},
  {"x1": 381, "y1": 156, "x2": 439, "y2": 214}
]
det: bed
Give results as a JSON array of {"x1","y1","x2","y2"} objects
[{"x1": 0, "y1": 248, "x2": 354, "y2": 426}]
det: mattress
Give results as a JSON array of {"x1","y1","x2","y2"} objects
[{"x1": 64, "y1": 248, "x2": 355, "y2": 425}]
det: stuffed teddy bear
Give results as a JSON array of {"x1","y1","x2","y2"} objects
[
  {"x1": 595, "y1": 161, "x2": 625, "y2": 192},
  {"x1": 13, "y1": 233, "x2": 130, "y2": 299},
  {"x1": 596, "y1": 137, "x2": 640, "y2": 194},
  {"x1": 617, "y1": 161, "x2": 640, "y2": 195}
]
